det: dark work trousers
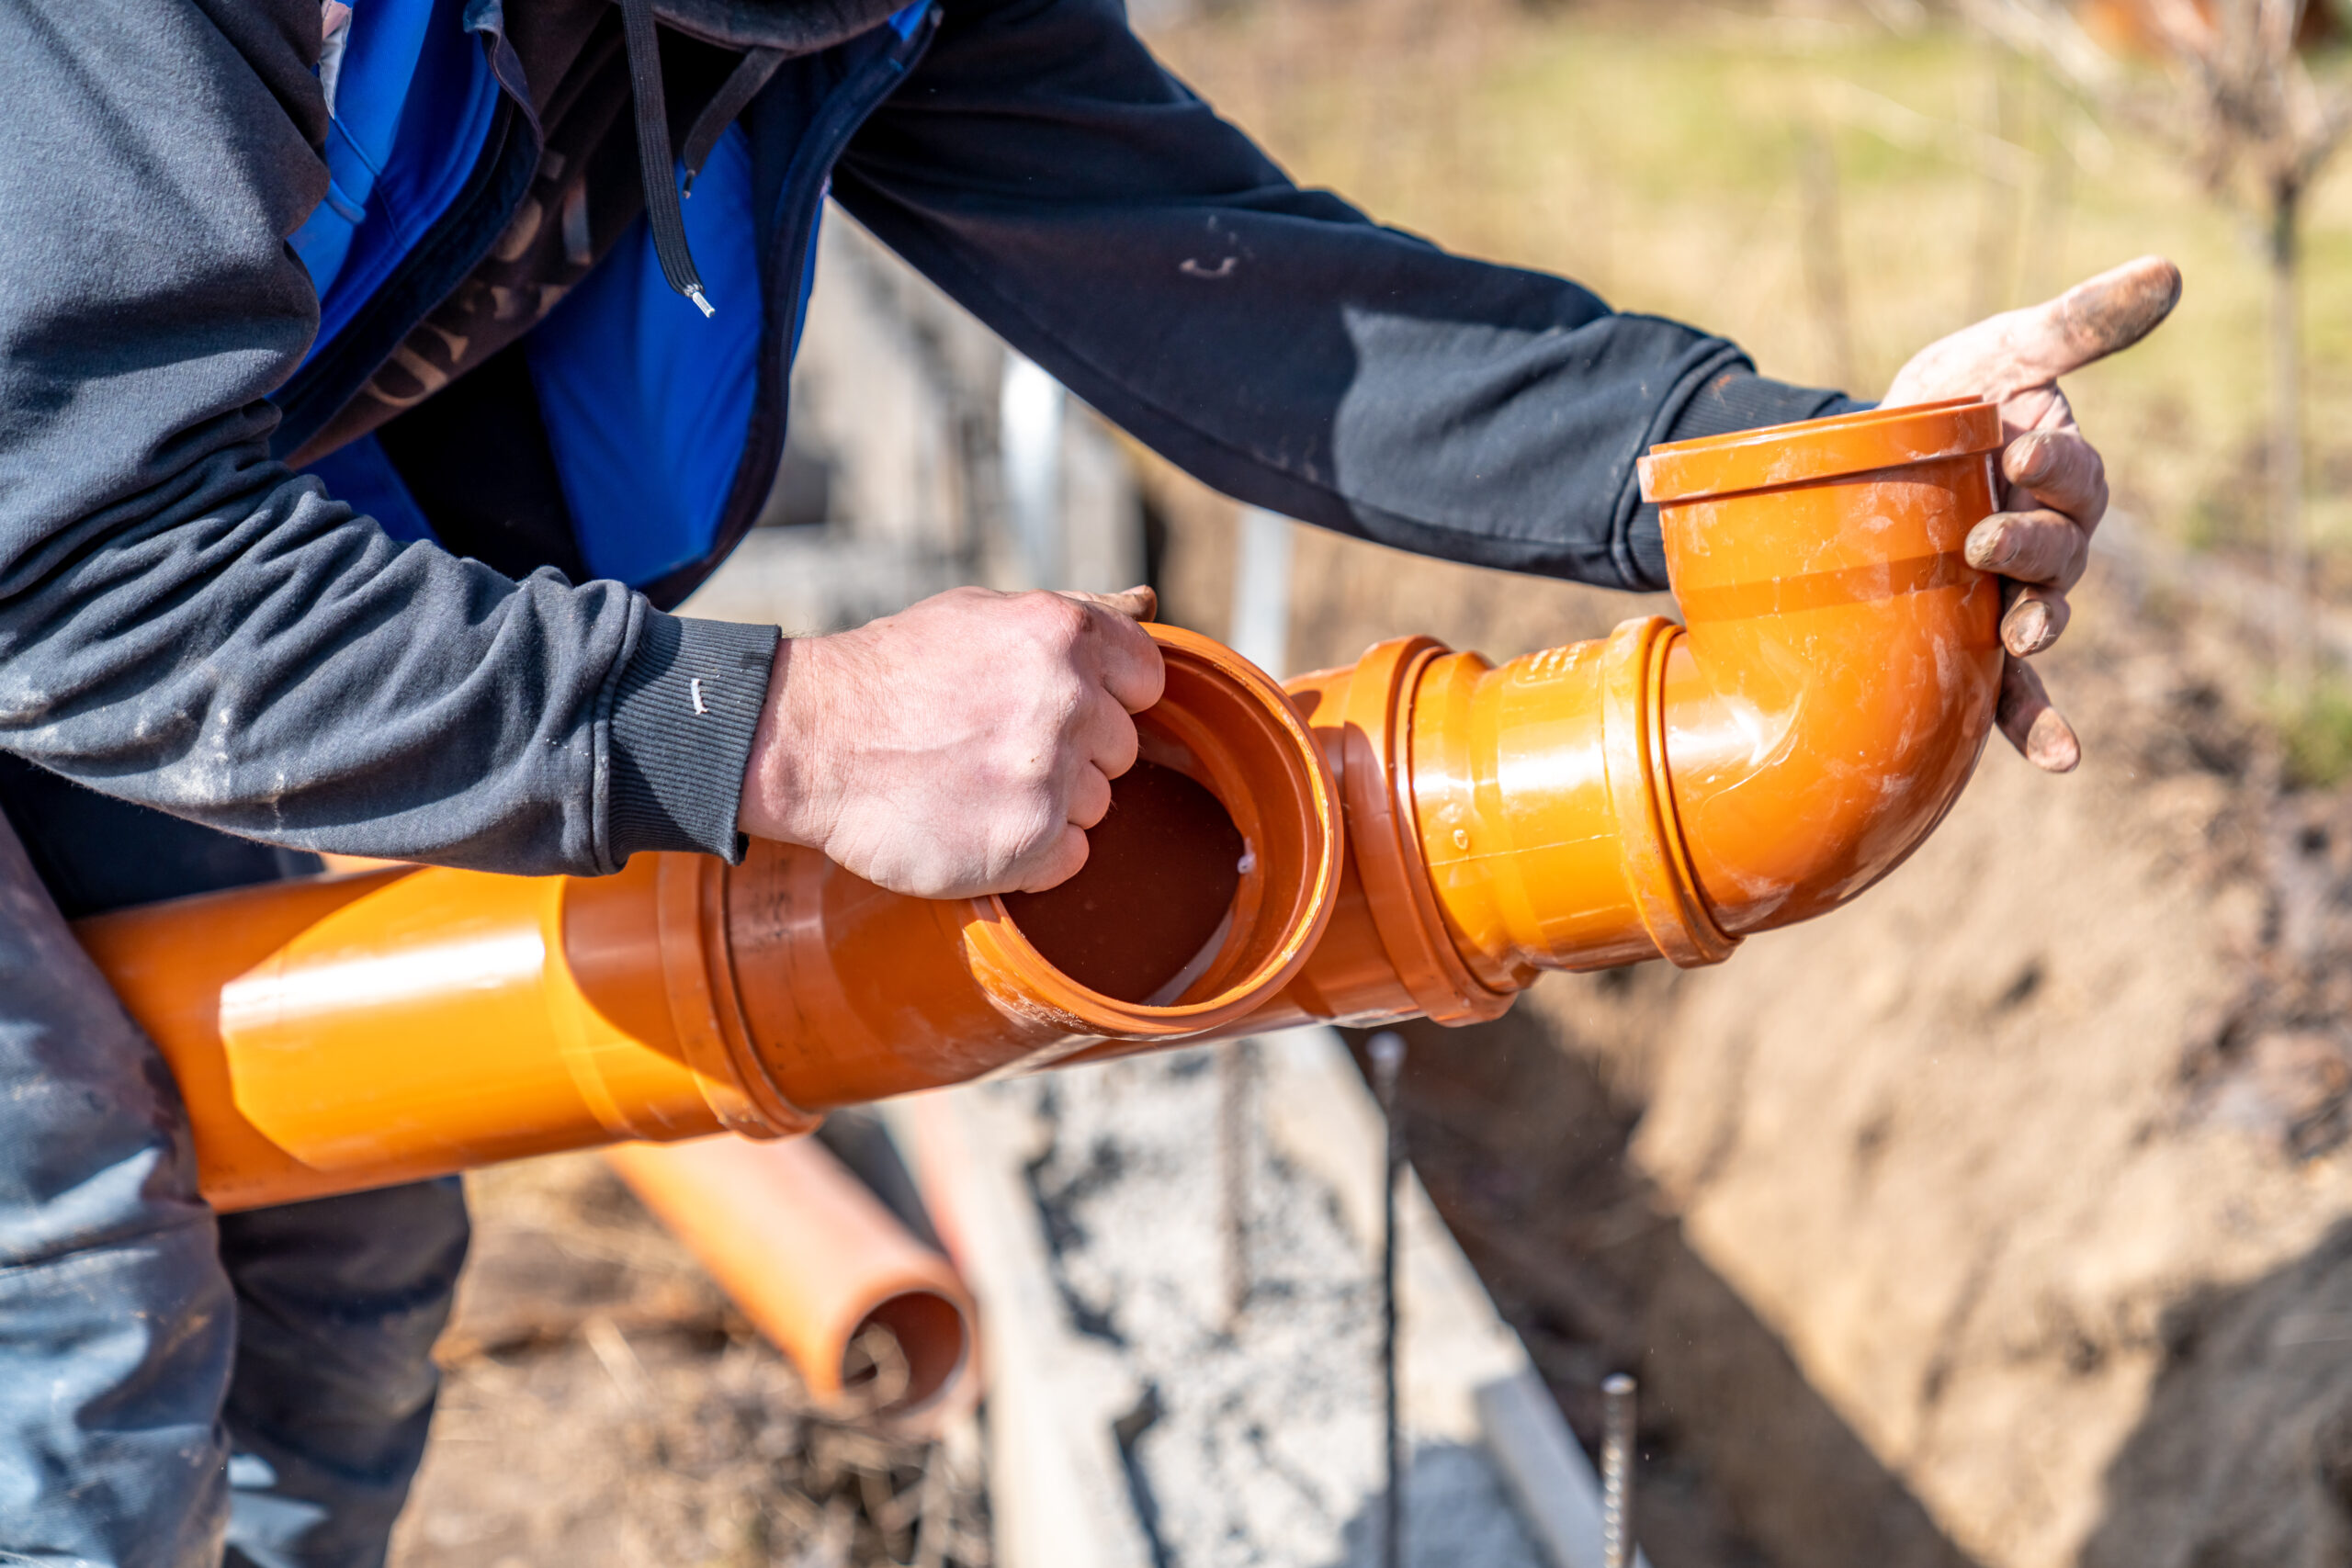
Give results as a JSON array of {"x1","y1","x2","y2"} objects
[{"x1": 0, "y1": 757, "x2": 469, "y2": 1568}]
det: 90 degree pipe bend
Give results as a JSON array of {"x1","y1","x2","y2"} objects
[
  {"x1": 72, "y1": 400, "x2": 2004, "y2": 1211},
  {"x1": 1395, "y1": 395, "x2": 2006, "y2": 984},
  {"x1": 1238, "y1": 397, "x2": 2005, "y2": 1033}
]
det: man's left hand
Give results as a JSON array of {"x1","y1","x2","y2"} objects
[{"x1": 1880, "y1": 254, "x2": 2182, "y2": 773}]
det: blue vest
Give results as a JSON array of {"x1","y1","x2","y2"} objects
[{"x1": 288, "y1": 0, "x2": 934, "y2": 604}]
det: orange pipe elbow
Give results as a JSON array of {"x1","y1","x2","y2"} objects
[
  {"x1": 71, "y1": 400, "x2": 2003, "y2": 1211},
  {"x1": 603, "y1": 1135, "x2": 976, "y2": 1432},
  {"x1": 1174, "y1": 396, "x2": 2003, "y2": 1032}
]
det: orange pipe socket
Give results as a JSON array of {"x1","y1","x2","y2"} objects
[
  {"x1": 603, "y1": 1135, "x2": 976, "y2": 1433},
  {"x1": 71, "y1": 399, "x2": 2002, "y2": 1210}
]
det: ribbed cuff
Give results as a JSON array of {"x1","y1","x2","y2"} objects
[
  {"x1": 607, "y1": 612, "x2": 781, "y2": 863},
  {"x1": 1627, "y1": 371, "x2": 1867, "y2": 589}
]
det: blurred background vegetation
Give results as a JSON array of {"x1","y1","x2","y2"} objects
[{"x1": 1143, "y1": 0, "x2": 2351, "y2": 580}]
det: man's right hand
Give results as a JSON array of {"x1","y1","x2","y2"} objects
[{"x1": 739, "y1": 585, "x2": 1165, "y2": 899}]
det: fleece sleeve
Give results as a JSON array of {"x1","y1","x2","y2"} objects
[
  {"x1": 0, "y1": 0, "x2": 771, "y2": 874},
  {"x1": 834, "y1": 0, "x2": 1852, "y2": 594}
]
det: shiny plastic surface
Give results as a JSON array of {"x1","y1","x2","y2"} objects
[
  {"x1": 74, "y1": 624, "x2": 1344, "y2": 1209},
  {"x1": 1397, "y1": 398, "x2": 2005, "y2": 976},
  {"x1": 1650, "y1": 399, "x2": 2006, "y2": 932}
]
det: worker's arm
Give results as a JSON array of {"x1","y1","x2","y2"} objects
[
  {"x1": 0, "y1": 0, "x2": 1152, "y2": 894},
  {"x1": 834, "y1": 0, "x2": 2174, "y2": 770},
  {"x1": 833, "y1": 0, "x2": 1851, "y2": 595},
  {"x1": 0, "y1": 0, "x2": 736, "y2": 874},
  {"x1": 0, "y1": 0, "x2": 1164, "y2": 899}
]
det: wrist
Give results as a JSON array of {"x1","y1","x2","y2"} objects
[{"x1": 740, "y1": 636, "x2": 839, "y2": 848}]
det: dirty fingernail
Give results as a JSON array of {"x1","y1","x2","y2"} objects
[
  {"x1": 2007, "y1": 433, "x2": 2055, "y2": 482},
  {"x1": 1967, "y1": 523, "x2": 2013, "y2": 570},
  {"x1": 2027, "y1": 707, "x2": 2080, "y2": 773},
  {"x1": 2005, "y1": 600, "x2": 2052, "y2": 655}
]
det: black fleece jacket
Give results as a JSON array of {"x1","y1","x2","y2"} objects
[{"x1": 0, "y1": 0, "x2": 1847, "y2": 884}]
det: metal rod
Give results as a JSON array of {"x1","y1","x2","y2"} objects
[
  {"x1": 1600, "y1": 1371, "x2": 1637, "y2": 1568},
  {"x1": 1369, "y1": 1030, "x2": 1408, "y2": 1568}
]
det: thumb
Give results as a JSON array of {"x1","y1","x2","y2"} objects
[
  {"x1": 1058, "y1": 585, "x2": 1159, "y2": 623},
  {"x1": 1884, "y1": 255, "x2": 2182, "y2": 409},
  {"x1": 2004, "y1": 254, "x2": 2184, "y2": 386}
]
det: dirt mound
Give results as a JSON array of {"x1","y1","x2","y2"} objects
[
  {"x1": 1340, "y1": 579, "x2": 2352, "y2": 1568},
  {"x1": 1618, "y1": 584, "x2": 2352, "y2": 1568}
]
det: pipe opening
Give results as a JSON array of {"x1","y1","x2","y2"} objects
[
  {"x1": 1001, "y1": 760, "x2": 1247, "y2": 1005},
  {"x1": 986, "y1": 638, "x2": 1333, "y2": 1026},
  {"x1": 840, "y1": 1287, "x2": 971, "y2": 1418}
]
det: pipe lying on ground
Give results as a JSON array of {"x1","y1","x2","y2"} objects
[
  {"x1": 74, "y1": 399, "x2": 2003, "y2": 1211},
  {"x1": 604, "y1": 1135, "x2": 977, "y2": 1433}
]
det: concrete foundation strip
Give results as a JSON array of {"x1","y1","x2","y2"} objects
[{"x1": 890, "y1": 1025, "x2": 1646, "y2": 1568}]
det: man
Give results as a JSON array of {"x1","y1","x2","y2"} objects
[{"x1": 0, "y1": 0, "x2": 2174, "y2": 1562}]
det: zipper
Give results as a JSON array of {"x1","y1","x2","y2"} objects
[
  {"x1": 640, "y1": 5, "x2": 939, "y2": 607},
  {"x1": 769, "y1": 6, "x2": 938, "y2": 364}
]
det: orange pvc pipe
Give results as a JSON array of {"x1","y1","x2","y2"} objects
[
  {"x1": 603, "y1": 1136, "x2": 976, "y2": 1433},
  {"x1": 72, "y1": 400, "x2": 2002, "y2": 1211},
  {"x1": 74, "y1": 623, "x2": 1343, "y2": 1211}
]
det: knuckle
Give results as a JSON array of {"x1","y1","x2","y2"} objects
[
  {"x1": 996, "y1": 798, "x2": 1062, "y2": 864},
  {"x1": 2017, "y1": 513, "x2": 2070, "y2": 579},
  {"x1": 1012, "y1": 744, "x2": 1064, "y2": 795},
  {"x1": 1043, "y1": 672, "x2": 1093, "y2": 737},
  {"x1": 2030, "y1": 516, "x2": 2072, "y2": 575},
  {"x1": 1024, "y1": 592, "x2": 1091, "y2": 649},
  {"x1": 2064, "y1": 534, "x2": 2093, "y2": 588},
  {"x1": 981, "y1": 742, "x2": 1060, "y2": 812},
  {"x1": 1020, "y1": 829, "x2": 1088, "y2": 893}
]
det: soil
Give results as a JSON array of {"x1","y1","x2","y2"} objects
[{"x1": 387, "y1": 1154, "x2": 989, "y2": 1568}]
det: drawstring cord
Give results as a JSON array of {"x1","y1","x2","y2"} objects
[
  {"x1": 617, "y1": 0, "x2": 714, "y2": 316},
  {"x1": 683, "y1": 48, "x2": 786, "y2": 196}
]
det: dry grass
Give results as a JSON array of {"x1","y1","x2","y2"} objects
[{"x1": 1141, "y1": 0, "x2": 2352, "y2": 578}]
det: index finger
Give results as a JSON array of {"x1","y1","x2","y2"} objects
[
  {"x1": 1058, "y1": 586, "x2": 1158, "y2": 623},
  {"x1": 1068, "y1": 590, "x2": 1165, "y2": 714},
  {"x1": 2002, "y1": 429, "x2": 2109, "y2": 532}
]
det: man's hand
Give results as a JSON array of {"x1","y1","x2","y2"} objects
[
  {"x1": 1881, "y1": 254, "x2": 2182, "y2": 773},
  {"x1": 740, "y1": 585, "x2": 1165, "y2": 899}
]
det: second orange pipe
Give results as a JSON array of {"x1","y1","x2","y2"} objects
[{"x1": 603, "y1": 1135, "x2": 977, "y2": 1432}]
